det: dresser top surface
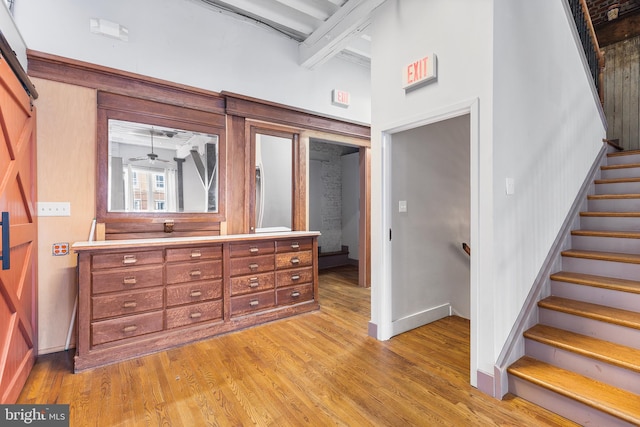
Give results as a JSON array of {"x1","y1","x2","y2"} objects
[{"x1": 72, "y1": 231, "x2": 320, "y2": 253}]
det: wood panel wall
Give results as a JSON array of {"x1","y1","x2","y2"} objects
[{"x1": 603, "y1": 35, "x2": 640, "y2": 150}]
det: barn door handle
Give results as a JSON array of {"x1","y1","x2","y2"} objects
[{"x1": 0, "y1": 212, "x2": 9, "y2": 270}]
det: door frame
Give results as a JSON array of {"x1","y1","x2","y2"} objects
[{"x1": 378, "y1": 98, "x2": 480, "y2": 385}]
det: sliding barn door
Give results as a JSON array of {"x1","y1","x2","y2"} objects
[{"x1": 0, "y1": 55, "x2": 37, "y2": 404}]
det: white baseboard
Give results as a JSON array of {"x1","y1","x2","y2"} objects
[{"x1": 391, "y1": 303, "x2": 451, "y2": 336}]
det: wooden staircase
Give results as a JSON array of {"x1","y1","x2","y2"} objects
[{"x1": 507, "y1": 149, "x2": 640, "y2": 427}]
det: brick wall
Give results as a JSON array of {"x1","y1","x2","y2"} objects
[{"x1": 588, "y1": 0, "x2": 640, "y2": 27}]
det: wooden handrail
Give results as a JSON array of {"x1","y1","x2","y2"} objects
[{"x1": 579, "y1": 0, "x2": 605, "y2": 104}]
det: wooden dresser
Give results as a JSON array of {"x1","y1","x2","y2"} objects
[{"x1": 72, "y1": 232, "x2": 319, "y2": 372}]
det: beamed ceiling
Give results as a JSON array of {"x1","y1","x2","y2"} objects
[{"x1": 191, "y1": 0, "x2": 385, "y2": 68}]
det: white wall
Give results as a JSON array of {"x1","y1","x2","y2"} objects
[
  {"x1": 370, "y1": 0, "x2": 493, "y2": 387},
  {"x1": 370, "y1": 0, "x2": 606, "y2": 391},
  {"x1": 0, "y1": 2, "x2": 27, "y2": 69},
  {"x1": 13, "y1": 0, "x2": 371, "y2": 124}
]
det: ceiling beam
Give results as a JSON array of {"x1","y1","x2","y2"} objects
[{"x1": 298, "y1": 0, "x2": 385, "y2": 69}]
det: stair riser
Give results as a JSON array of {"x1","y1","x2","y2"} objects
[
  {"x1": 579, "y1": 216, "x2": 640, "y2": 231},
  {"x1": 550, "y1": 280, "x2": 640, "y2": 312},
  {"x1": 607, "y1": 153, "x2": 640, "y2": 166},
  {"x1": 562, "y1": 257, "x2": 640, "y2": 282},
  {"x1": 508, "y1": 376, "x2": 636, "y2": 427},
  {"x1": 594, "y1": 182, "x2": 640, "y2": 195},
  {"x1": 539, "y1": 308, "x2": 640, "y2": 350},
  {"x1": 525, "y1": 339, "x2": 640, "y2": 395},
  {"x1": 571, "y1": 235, "x2": 640, "y2": 254},
  {"x1": 601, "y1": 167, "x2": 640, "y2": 180},
  {"x1": 588, "y1": 198, "x2": 640, "y2": 212}
]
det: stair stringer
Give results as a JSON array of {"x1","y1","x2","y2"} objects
[{"x1": 493, "y1": 142, "x2": 611, "y2": 399}]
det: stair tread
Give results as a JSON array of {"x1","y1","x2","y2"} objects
[
  {"x1": 580, "y1": 211, "x2": 640, "y2": 217},
  {"x1": 539, "y1": 296, "x2": 640, "y2": 330},
  {"x1": 572, "y1": 229, "x2": 640, "y2": 239},
  {"x1": 608, "y1": 149, "x2": 640, "y2": 157},
  {"x1": 594, "y1": 177, "x2": 640, "y2": 184},
  {"x1": 561, "y1": 249, "x2": 640, "y2": 264},
  {"x1": 588, "y1": 193, "x2": 640, "y2": 200},
  {"x1": 550, "y1": 271, "x2": 640, "y2": 294},
  {"x1": 601, "y1": 162, "x2": 640, "y2": 170},
  {"x1": 525, "y1": 324, "x2": 640, "y2": 373},
  {"x1": 508, "y1": 356, "x2": 640, "y2": 424}
]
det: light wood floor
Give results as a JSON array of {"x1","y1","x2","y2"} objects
[{"x1": 18, "y1": 266, "x2": 576, "y2": 426}]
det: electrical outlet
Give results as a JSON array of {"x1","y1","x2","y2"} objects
[
  {"x1": 52, "y1": 242, "x2": 69, "y2": 256},
  {"x1": 38, "y1": 202, "x2": 71, "y2": 217}
]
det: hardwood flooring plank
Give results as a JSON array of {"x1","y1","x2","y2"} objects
[{"x1": 16, "y1": 266, "x2": 575, "y2": 426}]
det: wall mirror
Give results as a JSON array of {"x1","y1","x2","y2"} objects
[
  {"x1": 254, "y1": 132, "x2": 293, "y2": 232},
  {"x1": 249, "y1": 126, "x2": 300, "y2": 233},
  {"x1": 96, "y1": 91, "x2": 226, "y2": 230},
  {"x1": 108, "y1": 119, "x2": 219, "y2": 213}
]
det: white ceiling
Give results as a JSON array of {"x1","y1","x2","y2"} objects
[{"x1": 191, "y1": 0, "x2": 386, "y2": 68}]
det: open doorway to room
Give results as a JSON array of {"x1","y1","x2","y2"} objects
[
  {"x1": 309, "y1": 140, "x2": 360, "y2": 270},
  {"x1": 380, "y1": 107, "x2": 476, "y2": 382}
]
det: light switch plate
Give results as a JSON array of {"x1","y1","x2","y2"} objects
[
  {"x1": 399, "y1": 200, "x2": 407, "y2": 213},
  {"x1": 38, "y1": 202, "x2": 71, "y2": 217}
]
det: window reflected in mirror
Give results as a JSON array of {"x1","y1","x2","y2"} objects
[{"x1": 108, "y1": 119, "x2": 219, "y2": 213}]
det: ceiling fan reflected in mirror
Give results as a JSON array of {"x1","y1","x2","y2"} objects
[{"x1": 128, "y1": 128, "x2": 172, "y2": 164}]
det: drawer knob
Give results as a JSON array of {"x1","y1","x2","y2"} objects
[
  {"x1": 189, "y1": 270, "x2": 202, "y2": 277},
  {"x1": 290, "y1": 257, "x2": 300, "y2": 265},
  {"x1": 123, "y1": 325, "x2": 138, "y2": 333},
  {"x1": 249, "y1": 263, "x2": 259, "y2": 271},
  {"x1": 122, "y1": 255, "x2": 137, "y2": 265},
  {"x1": 122, "y1": 301, "x2": 137, "y2": 309},
  {"x1": 190, "y1": 312, "x2": 202, "y2": 319},
  {"x1": 123, "y1": 277, "x2": 137, "y2": 285},
  {"x1": 291, "y1": 291, "x2": 301, "y2": 298},
  {"x1": 249, "y1": 300, "x2": 259, "y2": 307},
  {"x1": 190, "y1": 290, "x2": 202, "y2": 297},
  {"x1": 291, "y1": 275, "x2": 301, "y2": 281},
  {"x1": 291, "y1": 242, "x2": 300, "y2": 250},
  {"x1": 190, "y1": 250, "x2": 202, "y2": 259},
  {"x1": 249, "y1": 281, "x2": 260, "y2": 288},
  {"x1": 249, "y1": 247, "x2": 259, "y2": 254}
]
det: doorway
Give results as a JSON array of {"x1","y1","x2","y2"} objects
[{"x1": 377, "y1": 98, "x2": 479, "y2": 385}]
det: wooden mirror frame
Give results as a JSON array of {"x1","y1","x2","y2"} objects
[{"x1": 96, "y1": 91, "x2": 227, "y2": 230}]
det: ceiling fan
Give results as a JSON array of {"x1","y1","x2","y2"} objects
[{"x1": 128, "y1": 128, "x2": 172, "y2": 163}]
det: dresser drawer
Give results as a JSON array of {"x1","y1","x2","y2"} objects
[
  {"x1": 230, "y1": 272, "x2": 275, "y2": 296},
  {"x1": 166, "y1": 260, "x2": 222, "y2": 284},
  {"x1": 92, "y1": 265, "x2": 163, "y2": 294},
  {"x1": 229, "y1": 240, "x2": 274, "y2": 258},
  {"x1": 92, "y1": 250, "x2": 163, "y2": 270},
  {"x1": 230, "y1": 291, "x2": 275, "y2": 316},
  {"x1": 275, "y1": 250, "x2": 313, "y2": 270},
  {"x1": 166, "y1": 245, "x2": 222, "y2": 263},
  {"x1": 166, "y1": 280, "x2": 222, "y2": 307},
  {"x1": 91, "y1": 311, "x2": 163, "y2": 346},
  {"x1": 275, "y1": 238, "x2": 313, "y2": 253},
  {"x1": 166, "y1": 300, "x2": 223, "y2": 329},
  {"x1": 276, "y1": 283, "x2": 314, "y2": 306},
  {"x1": 276, "y1": 267, "x2": 313, "y2": 288},
  {"x1": 91, "y1": 288, "x2": 164, "y2": 320},
  {"x1": 230, "y1": 254, "x2": 274, "y2": 277}
]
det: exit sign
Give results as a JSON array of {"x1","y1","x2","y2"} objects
[
  {"x1": 403, "y1": 54, "x2": 437, "y2": 91},
  {"x1": 332, "y1": 89, "x2": 350, "y2": 108}
]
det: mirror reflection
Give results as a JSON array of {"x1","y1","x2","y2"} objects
[
  {"x1": 255, "y1": 133, "x2": 292, "y2": 232},
  {"x1": 108, "y1": 119, "x2": 219, "y2": 213}
]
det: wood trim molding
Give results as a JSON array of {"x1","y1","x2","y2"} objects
[
  {"x1": 26, "y1": 50, "x2": 225, "y2": 114},
  {"x1": 223, "y1": 91, "x2": 370, "y2": 139}
]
